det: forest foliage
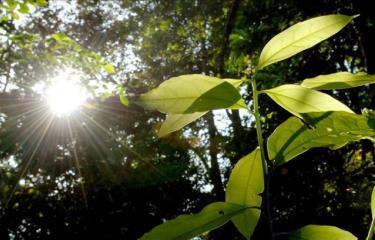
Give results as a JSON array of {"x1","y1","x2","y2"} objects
[
  {"x1": 137, "y1": 14, "x2": 373, "y2": 240},
  {"x1": 1, "y1": 1, "x2": 375, "y2": 240}
]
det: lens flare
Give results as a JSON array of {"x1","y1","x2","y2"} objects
[{"x1": 46, "y1": 73, "x2": 88, "y2": 116}]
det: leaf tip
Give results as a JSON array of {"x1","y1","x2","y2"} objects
[{"x1": 157, "y1": 130, "x2": 168, "y2": 138}]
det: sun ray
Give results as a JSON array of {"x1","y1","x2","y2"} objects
[
  {"x1": 66, "y1": 118, "x2": 88, "y2": 207},
  {"x1": 1, "y1": 101, "x2": 46, "y2": 123},
  {"x1": 9, "y1": 109, "x2": 53, "y2": 154},
  {"x1": 3, "y1": 67, "x2": 170, "y2": 208},
  {"x1": 78, "y1": 110, "x2": 170, "y2": 180},
  {"x1": 0, "y1": 107, "x2": 52, "y2": 160},
  {"x1": 6, "y1": 112, "x2": 54, "y2": 206}
]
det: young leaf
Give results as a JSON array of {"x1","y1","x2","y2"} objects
[
  {"x1": 159, "y1": 112, "x2": 206, "y2": 138},
  {"x1": 18, "y1": 3, "x2": 29, "y2": 14},
  {"x1": 257, "y1": 14, "x2": 357, "y2": 70},
  {"x1": 288, "y1": 225, "x2": 357, "y2": 240},
  {"x1": 50, "y1": 33, "x2": 73, "y2": 42},
  {"x1": 263, "y1": 84, "x2": 353, "y2": 118},
  {"x1": 226, "y1": 148, "x2": 263, "y2": 239},
  {"x1": 302, "y1": 72, "x2": 375, "y2": 90},
  {"x1": 103, "y1": 63, "x2": 116, "y2": 74},
  {"x1": 157, "y1": 78, "x2": 243, "y2": 137},
  {"x1": 268, "y1": 111, "x2": 375, "y2": 165},
  {"x1": 138, "y1": 74, "x2": 246, "y2": 114},
  {"x1": 140, "y1": 202, "x2": 248, "y2": 240}
]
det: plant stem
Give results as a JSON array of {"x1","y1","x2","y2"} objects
[
  {"x1": 251, "y1": 79, "x2": 268, "y2": 176},
  {"x1": 366, "y1": 217, "x2": 375, "y2": 240},
  {"x1": 250, "y1": 78, "x2": 274, "y2": 239}
]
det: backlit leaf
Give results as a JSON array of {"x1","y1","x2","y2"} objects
[
  {"x1": 104, "y1": 63, "x2": 116, "y2": 74},
  {"x1": 158, "y1": 112, "x2": 206, "y2": 137},
  {"x1": 222, "y1": 78, "x2": 244, "y2": 88},
  {"x1": 289, "y1": 225, "x2": 357, "y2": 240},
  {"x1": 263, "y1": 84, "x2": 353, "y2": 118},
  {"x1": 140, "y1": 202, "x2": 248, "y2": 240},
  {"x1": 11, "y1": 12, "x2": 19, "y2": 20},
  {"x1": 268, "y1": 111, "x2": 375, "y2": 165},
  {"x1": 157, "y1": 78, "x2": 244, "y2": 137},
  {"x1": 50, "y1": 33, "x2": 73, "y2": 42},
  {"x1": 35, "y1": 0, "x2": 48, "y2": 6},
  {"x1": 302, "y1": 72, "x2": 375, "y2": 90},
  {"x1": 139, "y1": 74, "x2": 246, "y2": 114},
  {"x1": 226, "y1": 148, "x2": 263, "y2": 239},
  {"x1": 257, "y1": 14, "x2": 357, "y2": 70},
  {"x1": 18, "y1": 3, "x2": 29, "y2": 14}
]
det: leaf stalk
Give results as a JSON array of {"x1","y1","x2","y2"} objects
[{"x1": 251, "y1": 77, "x2": 274, "y2": 239}]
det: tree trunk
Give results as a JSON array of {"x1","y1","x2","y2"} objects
[
  {"x1": 205, "y1": 111, "x2": 225, "y2": 199},
  {"x1": 353, "y1": 1, "x2": 375, "y2": 108}
]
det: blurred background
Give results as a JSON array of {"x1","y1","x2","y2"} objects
[{"x1": 0, "y1": 0, "x2": 374, "y2": 239}]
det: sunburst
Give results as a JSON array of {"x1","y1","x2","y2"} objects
[{"x1": 45, "y1": 71, "x2": 88, "y2": 116}]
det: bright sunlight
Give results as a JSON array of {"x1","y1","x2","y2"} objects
[{"x1": 46, "y1": 71, "x2": 88, "y2": 116}]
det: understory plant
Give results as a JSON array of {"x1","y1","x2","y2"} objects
[{"x1": 132, "y1": 14, "x2": 375, "y2": 240}]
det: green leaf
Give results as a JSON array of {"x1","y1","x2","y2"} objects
[
  {"x1": 301, "y1": 72, "x2": 375, "y2": 90},
  {"x1": 157, "y1": 78, "x2": 243, "y2": 137},
  {"x1": 372, "y1": 187, "x2": 375, "y2": 218},
  {"x1": 119, "y1": 86, "x2": 129, "y2": 106},
  {"x1": 50, "y1": 33, "x2": 73, "y2": 42},
  {"x1": 263, "y1": 84, "x2": 353, "y2": 118},
  {"x1": 159, "y1": 20, "x2": 171, "y2": 31},
  {"x1": 18, "y1": 3, "x2": 29, "y2": 14},
  {"x1": 6, "y1": 0, "x2": 17, "y2": 10},
  {"x1": 268, "y1": 111, "x2": 375, "y2": 165},
  {"x1": 35, "y1": 0, "x2": 48, "y2": 6},
  {"x1": 257, "y1": 14, "x2": 357, "y2": 70},
  {"x1": 139, "y1": 74, "x2": 246, "y2": 114},
  {"x1": 104, "y1": 63, "x2": 116, "y2": 74},
  {"x1": 289, "y1": 225, "x2": 357, "y2": 240},
  {"x1": 0, "y1": 15, "x2": 10, "y2": 23},
  {"x1": 11, "y1": 11, "x2": 19, "y2": 20},
  {"x1": 159, "y1": 112, "x2": 206, "y2": 138},
  {"x1": 222, "y1": 78, "x2": 244, "y2": 88},
  {"x1": 226, "y1": 148, "x2": 263, "y2": 239},
  {"x1": 140, "y1": 202, "x2": 248, "y2": 240}
]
